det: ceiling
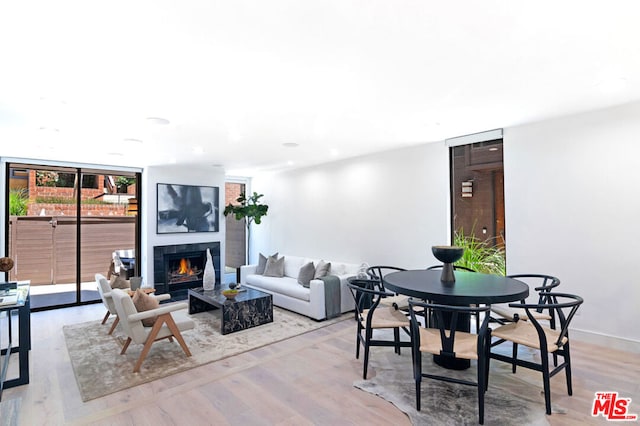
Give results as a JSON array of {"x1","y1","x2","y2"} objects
[{"x1": 1, "y1": 1, "x2": 639, "y2": 176}]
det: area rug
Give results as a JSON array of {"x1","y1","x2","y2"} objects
[
  {"x1": 354, "y1": 344, "x2": 555, "y2": 425},
  {"x1": 64, "y1": 307, "x2": 349, "y2": 401}
]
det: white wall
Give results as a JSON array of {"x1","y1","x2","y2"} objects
[
  {"x1": 504, "y1": 101, "x2": 640, "y2": 349},
  {"x1": 250, "y1": 142, "x2": 450, "y2": 269},
  {"x1": 142, "y1": 165, "x2": 226, "y2": 285},
  {"x1": 250, "y1": 101, "x2": 640, "y2": 351}
]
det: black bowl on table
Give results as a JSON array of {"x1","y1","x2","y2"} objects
[{"x1": 431, "y1": 246, "x2": 464, "y2": 282}]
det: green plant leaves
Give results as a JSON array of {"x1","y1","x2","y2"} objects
[
  {"x1": 453, "y1": 228, "x2": 506, "y2": 275},
  {"x1": 9, "y1": 189, "x2": 29, "y2": 216},
  {"x1": 224, "y1": 192, "x2": 269, "y2": 227}
]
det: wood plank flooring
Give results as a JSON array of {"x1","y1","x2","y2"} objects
[{"x1": 1, "y1": 303, "x2": 638, "y2": 425}]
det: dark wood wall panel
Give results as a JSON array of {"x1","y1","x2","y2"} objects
[{"x1": 452, "y1": 142, "x2": 504, "y2": 245}]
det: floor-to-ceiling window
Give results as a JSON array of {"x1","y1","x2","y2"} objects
[
  {"x1": 449, "y1": 132, "x2": 506, "y2": 275},
  {"x1": 5, "y1": 161, "x2": 141, "y2": 310}
]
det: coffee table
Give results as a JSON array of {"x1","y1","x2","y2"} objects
[{"x1": 188, "y1": 286, "x2": 273, "y2": 335}]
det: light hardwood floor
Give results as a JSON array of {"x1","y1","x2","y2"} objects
[{"x1": 2, "y1": 303, "x2": 639, "y2": 425}]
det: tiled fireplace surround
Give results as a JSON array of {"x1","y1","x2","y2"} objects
[{"x1": 153, "y1": 242, "x2": 221, "y2": 296}]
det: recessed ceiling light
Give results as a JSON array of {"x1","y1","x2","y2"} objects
[
  {"x1": 330, "y1": 148, "x2": 339, "y2": 156},
  {"x1": 193, "y1": 146, "x2": 204, "y2": 154},
  {"x1": 283, "y1": 142, "x2": 299, "y2": 148},
  {"x1": 287, "y1": 160, "x2": 294, "y2": 166},
  {"x1": 146, "y1": 117, "x2": 170, "y2": 125}
]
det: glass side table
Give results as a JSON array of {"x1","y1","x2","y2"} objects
[{"x1": 0, "y1": 281, "x2": 30, "y2": 401}]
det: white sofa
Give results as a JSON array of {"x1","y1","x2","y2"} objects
[{"x1": 240, "y1": 255, "x2": 361, "y2": 320}]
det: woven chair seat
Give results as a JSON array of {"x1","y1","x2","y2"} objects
[
  {"x1": 491, "y1": 304, "x2": 552, "y2": 321},
  {"x1": 379, "y1": 294, "x2": 410, "y2": 310},
  {"x1": 362, "y1": 305, "x2": 411, "y2": 329},
  {"x1": 419, "y1": 327, "x2": 479, "y2": 360},
  {"x1": 492, "y1": 321, "x2": 567, "y2": 352}
]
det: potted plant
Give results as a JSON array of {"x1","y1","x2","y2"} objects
[{"x1": 223, "y1": 192, "x2": 269, "y2": 265}]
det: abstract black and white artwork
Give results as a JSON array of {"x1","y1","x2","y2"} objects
[{"x1": 157, "y1": 183, "x2": 219, "y2": 233}]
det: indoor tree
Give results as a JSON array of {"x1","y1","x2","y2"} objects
[{"x1": 223, "y1": 192, "x2": 269, "y2": 264}]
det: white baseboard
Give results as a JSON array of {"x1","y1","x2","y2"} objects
[{"x1": 571, "y1": 328, "x2": 640, "y2": 354}]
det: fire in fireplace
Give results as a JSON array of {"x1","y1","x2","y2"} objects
[
  {"x1": 165, "y1": 251, "x2": 205, "y2": 286},
  {"x1": 153, "y1": 242, "x2": 221, "y2": 296},
  {"x1": 168, "y1": 257, "x2": 203, "y2": 284}
]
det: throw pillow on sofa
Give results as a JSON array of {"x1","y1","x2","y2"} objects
[
  {"x1": 264, "y1": 256, "x2": 285, "y2": 277},
  {"x1": 297, "y1": 261, "x2": 316, "y2": 288},
  {"x1": 256, "y1": 252, "x2": 278, "y2": 274},
  {"x1": 314, "y1": 260, "x2": 331, "y2": 278}
]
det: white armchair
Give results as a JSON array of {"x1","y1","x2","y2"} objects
[
  {"x1": 95, "y1": 273, "x2": 170, "y2": 335},
  {"x1": 110, "y1": 288, "x2": 195, "y2": 373}
]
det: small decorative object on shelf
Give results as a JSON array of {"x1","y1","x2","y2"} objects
[
  {"x1": 228, "y1": 282, "x2": 237, "y2": 289},
  {"x1": 431, "y1": 246, "x2": 464, "y2": 283},
  {"x1": 203, "y1": 248, "x2": 216, "y2": 290},
  {"x1": 222, "y1": 289, "x2": 239, "y2": 300},
  {"x1": 0, "y1": 257, "x2": 15, "y2": 273}
]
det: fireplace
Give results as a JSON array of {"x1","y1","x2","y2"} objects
[
  {"x1": 153, "y1": 242, "x2": 221, "y2": 296},
  {"x1": 166, "y1": 251, "x2": 205, "y2": 285}
]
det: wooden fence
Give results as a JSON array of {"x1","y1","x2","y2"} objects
[{"x1": 8, "y1": 215, "x2": 135, "y2": 285}]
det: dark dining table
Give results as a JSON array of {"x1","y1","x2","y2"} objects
[{"x1": 383, "y1": 269, "x2": 529, "y2": 369}]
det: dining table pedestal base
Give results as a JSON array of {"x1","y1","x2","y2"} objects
[
  {"x1": 432, "y1": 310, "x2": 471, "y2": 370},
  {"x1": 434, "y1": 355, "x2": 470, "y2": 370}
]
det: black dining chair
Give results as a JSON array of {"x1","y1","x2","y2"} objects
[
  {"x1": 366, "y1": 265, "x2": 409, "y2": 311},
  {"x1": 490, "y1": 274, "x2": 560, "y2": 325},
  {"x1": 490, "y1": 274, "x2": 561, "y2": 369},
  {"x1": 490, "y1": 292, "x2": 583, "y2": 416},
  {"x1": 346, "y1": 277, "x2": 412, "y2": 380},
  {"x1": 408, "y1": 298, "x2": 492, "y2": 424}
]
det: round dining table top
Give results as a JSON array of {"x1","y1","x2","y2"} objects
[{"x1": 383, "y1": 269, "x2": 529, "y2": 305}]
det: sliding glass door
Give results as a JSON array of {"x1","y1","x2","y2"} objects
[{"x1": 5, "y1": 162, "x2": 140, "y2": 310}]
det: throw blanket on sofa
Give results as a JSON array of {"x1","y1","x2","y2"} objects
[{"x1": 319, "y1": 275, "x2": 341, "y2": 319}]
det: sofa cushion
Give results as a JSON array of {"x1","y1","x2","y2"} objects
[
  {"x1": 314, "y1": 260, "x2": 331, "y2": 278},
  {"x1": 283, "y1": 255, "x2": 305, "y2": 278},
  {"x1": 297, "y1": 261, "x2": 315, "y2": 288},
  {"x1": 264, "y1": 256, "x2": 285, "y2": 277},
  {"x1": 256, "y1": 252, "x2": 278, "y2": 275},
  {"x1": 246, "y1": 275, "x2": 311, "y2": 301},
  {"x1": 330, "y1": 262, "x2": 360, "y2": 276}
]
